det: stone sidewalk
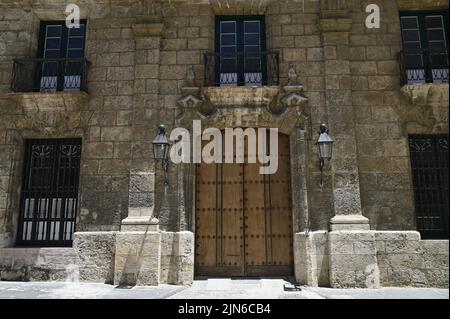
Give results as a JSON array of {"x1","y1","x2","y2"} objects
[{"x1": 0, "y1": 280, "x2": 448, "y2": 299}]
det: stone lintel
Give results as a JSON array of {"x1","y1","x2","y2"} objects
[
  {"x1": 210, "y1": 0, "x2": 272, "y2": 15},
  {"x1": 201, "y1": 86, "x2": 280, "y2": 108},
  {"x1": 180, "y1": 86, "x2": 200, "y2": 96}
]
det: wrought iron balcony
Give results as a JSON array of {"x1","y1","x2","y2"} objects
[
  {"x1": 399, "y1": 48, "x2": 449, "y2": 85},
  {"x1": 11, "y1": 57, "x2": 90, "y2": 93},
  {"x1": 204, "y1": 51, "x2": 280, "y2": 87}
]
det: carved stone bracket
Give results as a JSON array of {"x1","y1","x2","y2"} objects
[
  {"x1": 276, "y1": 84, "x2": 309, "y2": 117},
  {"x1": 176, "y1": 86, "x2": 216, "y2": 122},
  {"x1": 175, "y1": 66, "x2": 310, "y2": 135},
  {"x1": 273, "y1": 67, "x2": 309, "y2": 118},
  {"x1": 400, "y1": 84, "x2": 432, "y2": 105},
  {"x1": 396, "y1": 84, "x2": 448, "y2": 135},
  {"x1": 9, "y1": 92, "x2": 88, "y2": 136}
]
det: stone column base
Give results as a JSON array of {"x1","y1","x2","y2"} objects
[
  {"x1": 328, "y1": 230, "x2": 380, "y2": 288},
  {"x1": 294, "y1": 231, "x2": 329, "y2": 287},
  {"x1": 160, "y1": 231, "x2": 194, "y2": 285},
  {"x1": 330, "y1": 214, "x2": 370, "y2": 231},
  {"x1": 120, "y1": 215, "x2": 159, "y2": 232},
  {"x1": 114, "y1": 230, "x2": 161, "y2": 286}
]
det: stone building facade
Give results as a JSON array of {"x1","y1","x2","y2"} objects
[{"x1": 0, "y1": 0, "x2": 448, "y2": 288}]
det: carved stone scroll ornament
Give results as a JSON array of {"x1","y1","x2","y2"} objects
[
  {"x1": 395, "y1": 84, "x2": 444, "y2": 135},
  {"x1": 269, "y1": 67, "x2": 309, "y2": 117},
  {"x1": 176, "y1": 66, "x2": 310, "y2": 134},
  {"x1": 176, "y1": 89, "x2": 216, "y2": 126}
]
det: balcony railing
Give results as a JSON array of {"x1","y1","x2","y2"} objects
[
  {"x1": 11, "y1": 58, "x2": 90, "y2": 93},
  {"x1": 204, "y1": 51, "x2": 280, "y2": 87},
  {"x1": 399, "y1": 48, "x2": 449, "y2": 85}
]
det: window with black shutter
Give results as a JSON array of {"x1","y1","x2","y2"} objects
[
  {"x1": 215, "y1": 16, "x2": 267, "y2": 86},
  {"x1": 37, "y1": 21, "x2": 87, "y2": 91},
  {"x1": 399, "y1": 11, "x2": 449, "y2": 83},
  {"x1": 17, "y1": 139, "x2": 82, "y2": 247}
]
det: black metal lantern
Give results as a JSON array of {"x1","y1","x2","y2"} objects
[
  {"x1": 316, "y1": 124, "x2": 334, "y2": 186},
  {"x1": 152, "y1": 124, "x2": 170, "y2": 185}
]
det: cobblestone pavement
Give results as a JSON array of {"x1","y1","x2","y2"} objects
[{"x1": 0, "y1": 280, "x2": 447, "y2": 299}]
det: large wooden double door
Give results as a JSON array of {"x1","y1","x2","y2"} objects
[{"x1": 195, "y1": 132, "x2": 293, "y2": 276}]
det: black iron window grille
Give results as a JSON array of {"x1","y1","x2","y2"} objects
[
  {"x1": 11, "y1": 21, "x2": 89, "y2": 93},
  {"x1": 409, "y1": 135, "x2": 449, "y2": 239},
  {"x1": 11, "y1": 57, "x2": 90, "y2": 93},
  {"x1": 204, "y1": 16, "x2": 279, "y2": 87},
  {"x1": 17, "y1": 139, "x2": 82, "y2": 247},
  {"x1": 399, "y1": 11, "x2": 449, "y2": 84},
  {"x1": 204, "y1": 51, "x2": 280, "y2": 87}
]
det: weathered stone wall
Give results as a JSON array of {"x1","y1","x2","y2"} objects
[
  {"x1": 73, "y1": 231, "x2": 117, "y2": 284},
  {"x1": 376, "y1": 232, "x2": 449, "y2": 288},
  {"x1": 0, "y1": 0, "x2": 448, "y2": 287},
  {"x1": 160, "y1": 231, "x2": 194, "y2": 285},
  {"x1": 347, "y1": 0, "x2": 448, "y2": 230},
  {"x1": 153, "y1": 2, "x2": 214, "y2": 231},
  {"x1": 114, "y1": 230, "x2": 161, "y2": 285},
  {"x1": 0, "y1": 1, "x2": 141, "y2": 248},
  {"x1": 294, "y1": 231, "x2": 329, "y2": 287},
  {"x1": 266, "y1": 0, "x2": 334, "y2": 231},
  {"x1": 296, "y1": 230, "x2": 448, "y2": 288},
  {"x1": 0, "y1": 247, "x2": 77, "y2": 281}
]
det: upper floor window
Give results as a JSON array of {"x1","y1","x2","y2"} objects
[
  {"x1": 203, "y1": 16, "x2": 279, "y2": 87},
  {"x1": 11, "y1": 20, "x2": 89, "y2": 93},
  {"x1": 399, "y1": 11, "x2": 449, "y2": 84},
  {"x1": 38, "y1": 21, "x2": 87, "y2": 91}
]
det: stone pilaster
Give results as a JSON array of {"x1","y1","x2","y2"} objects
[
  {"x1": 122, "y1": 15, "x2": 164, "y2": 229},
  {"x1": 320, "y1": 14, "x2": 369, "y2": 230},
  {"x1": 114, "y1": 16, "x2": 164, "y2": 286},
  {"x1": 321, "y1": 11, "x2": 379, "y2": 288}
]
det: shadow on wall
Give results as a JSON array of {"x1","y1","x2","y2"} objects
[{"x1": 117, "y1": 223, "x2": 156, "y2": 287}]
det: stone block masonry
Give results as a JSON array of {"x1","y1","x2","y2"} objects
[
  {"x1": 294, "y1": 230, "x2": 449, "y2": 288},
  {"x1": 0, "y1": 0, "x2": 448, "y2": 288}
]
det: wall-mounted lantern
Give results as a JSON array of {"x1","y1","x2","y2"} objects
[
  {"x1": 152, "y1": 124, "x2": 170, "y2": 186},
  {"x1": 316, "y1": 124, "x2": 334, "y2": 186}
]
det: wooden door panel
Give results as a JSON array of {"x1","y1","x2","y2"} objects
[
  {"x1": 221, "y1": 161, "x2": 244, "y2": 270},
  {"x1": 196, "y1": 163, "x2": 218, "y2": 268},
  {"x1": 195, "y1": 131, "x2": 293, "y2": 276},
  {"x1": 245, "y1": 175, "x2": 268, "y2": 267}
]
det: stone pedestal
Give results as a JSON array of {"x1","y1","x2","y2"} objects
[
  {"x1": 294, "y1": 231, "x2": 329, "y2": 287},
  {"x1": 328, "y1": 231, "x2": 380, "y2": 288},
  {"x1": 330, "y1": 214, "x2": 370, "y2": 231},
  {"x1": 114, "y1": 228, "x2": 161, "y2": 286},
  {"x1": 160, "y1": 231, "x2": 195, "y2": 285}
]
